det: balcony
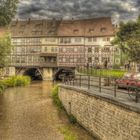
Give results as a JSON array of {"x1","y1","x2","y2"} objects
[
  {"x1": 40, "y1": 62, "x2": 57, "y2": 68},
  {"x1": 40, "y1": 53, "x2": 57, "y2": 57}
]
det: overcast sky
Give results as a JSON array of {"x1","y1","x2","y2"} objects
[{"x1": 16, "y1": 0, "x2": 140, "y2": 23}]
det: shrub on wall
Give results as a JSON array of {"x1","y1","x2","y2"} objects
[
  {"x1": 51, "y1": 85, "x2": 77, "y2": 124},
  {"x1": 51, "y1": 85, "x2": 64, "y2": 109},
  {"x1": 0, "y1": 81, "x2": 6, "y2": 94}
]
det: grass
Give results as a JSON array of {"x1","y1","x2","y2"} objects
[
  {"x1": 51, "y1": 85, "x2": 64, "y2": 110},
  {"x1": 59, "y1": 127, "x2": 78, "y2": 140},
  {"x1": 80, "y1": 69, "x2": 126, "y2": 78},
  {"x1": 51, "y1": 85, "x2": 77, "y2": 124},
  {"x1": 0, "y1": 76, "x2": 31, "y2": 94}
]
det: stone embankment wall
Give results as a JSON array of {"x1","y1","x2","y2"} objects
[{"x1": 59, "y1": 85, "x2": 140, "y2": 140}]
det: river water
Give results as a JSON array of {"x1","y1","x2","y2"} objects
[{"x1": 0, "y1": 81, "x2": 94, "y2": 140}]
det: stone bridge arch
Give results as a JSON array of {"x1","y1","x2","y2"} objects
[{"x1": 15, "y1": 67, "x2": 54, "y2": 81}]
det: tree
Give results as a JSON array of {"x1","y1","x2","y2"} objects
[
  {"x1": 112, "y1": 16, "x2": 140, "y2": 63},
  {"x1": 0, "y1": 0, "x2": 18, "y2": 26},
  {"x1": 0, "y1": 35, "x2": 13, "y2": 67}
]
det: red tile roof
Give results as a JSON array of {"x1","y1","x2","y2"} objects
[{"x1": 10, "y1": 17, "x2": 115, "y2": 37}]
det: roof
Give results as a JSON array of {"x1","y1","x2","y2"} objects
[{"x1": 10, "y1": 17, "x2": 115, "y2": 37}]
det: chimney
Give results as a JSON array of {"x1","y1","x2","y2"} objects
[
  {"x1": 16, "y1": 18, "x2": 18, "y2": 24},
  {"x1": 28, "y1": 18, "x2": 31, "y2": 24}
]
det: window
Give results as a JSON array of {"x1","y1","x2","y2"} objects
[
  {"x1": 107, "y1": 37, "x2": 110, "y2": 41},
  {"x1": 46, "y1": 38, "x2": 56, "y2": 42},
  {"x1": 101, "y1": 27, "x2": 107, "y2": 32},
  {"x1": 87, "y1": 37, "x2": 92, "y2": 42},
  {"x1": 93, "y1": 38, "x2": 97, "y2": 42},
  {"x1": 16, "y1": 57, "x2": 20, "y2": 63},
  {"x1": 60, "y1": 38, "x2": 63, "y2": 43},
  {"x1": 95, "y1": 47, "x2": 99, "y2": 53},
  {"x1": 21, "y1": 56, "x2": 25, "y2": 63},
  {"x1": 74, "y1": 48, "x2": 78, "y2": 52},
  {"x1": 88, "y1": 57, "x2": 92, "y2": 63},
  {"x1": 63, "y1": 58, "x2": 66, "y2": 62},
  {"x1": 59, "y1": 48, "x2": 63, "y2": 52},
  {"x1": 115, "y1": 59, "x2": 120, "y2": 64},
  {"x1": 69, "y1": 47, "x2": 74, "y2": 53},
  {"x1": 75, "y1": 37, "x2": 81, "y2": 43},
  {"x1": 115, "y1": 48, "x2": 120, "y2": 55},
  {"x1": 95, "y1": 57, "x2": 99, "y2": 62},
  {"x1": 102, "y1": 47, "x2": 110, "y2": 53},
  {"x1": 102, "y1": 57, "x2": 110, "y2": 63},
  {"x1": 88, "y1": 47, "x2": 92, "y2": 53},
  {"x1": 60, "y1": 38, "x2": 71, "y2": 44}
]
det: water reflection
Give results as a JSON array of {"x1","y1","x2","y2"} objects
[{"x1": 0, "y1": 81, "x2": 93, "y2": 140}]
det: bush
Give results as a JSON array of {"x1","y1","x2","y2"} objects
[
  {"x1": 3, "y1": 76, "x2": 31, "y2": 87},
  {"x1": 52, "y1": 85, "x2": 77, "y2": 125},
  {"x1": 59, "y1": 127, "x2": 78, "y2": 140},
  {"x1": 68, "y1": 114, "x2": 77, "y2": 124},
  {"x1": 51, "y1": 85, "x2": 64, "y2": 109},
  {"x1": 0, "y1": 76, "x2": 31, "y2": 94},
  {"x1": 81, "y1": 69, "x2": 126, "y2": 78},
  {"x1": 0, "y1": 81, "x2": 5, "y2": 94}
]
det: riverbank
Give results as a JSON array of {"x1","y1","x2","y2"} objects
[{"x1": 51, "y1": 85, "x2": 95, "y2": 139}]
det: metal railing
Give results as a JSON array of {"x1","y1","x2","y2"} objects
[{"x1": 62, "y1": 74, "x2": 140, "y2": 103}]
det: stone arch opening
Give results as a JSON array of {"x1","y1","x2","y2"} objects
[
  {"x1": 54, "y1": 68, "x2": 75, "y2": 81},
  {"x1": 24, "y1": 68, "x2": 43, "y2": 80}
]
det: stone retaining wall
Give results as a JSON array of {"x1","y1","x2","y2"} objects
[{"x1": 59, "y1": 85, "x2": 140, "y2": 140}]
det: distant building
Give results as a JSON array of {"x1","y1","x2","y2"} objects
[{"x1": 8, "y1": 17, "x2": 121, "y2": 79}]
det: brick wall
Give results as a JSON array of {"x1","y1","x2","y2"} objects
[{"x1": 59, "y1": 86, "x2": 140, "y2": 140}]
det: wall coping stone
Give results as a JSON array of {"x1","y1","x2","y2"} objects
[{"x1": 59, "y1": 84, "x2": 140, "y2": 114}]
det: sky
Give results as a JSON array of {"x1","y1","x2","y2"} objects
[{"x1": 16, "y1": 0, "x2": 140, "y2": 23}]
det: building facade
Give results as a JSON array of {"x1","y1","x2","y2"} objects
[{"x1": 9, "y1": 17, "x2": 121, "y2": 80}]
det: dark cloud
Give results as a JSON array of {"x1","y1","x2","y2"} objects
[{"x1": 16, "y1": 0, "x2": 140, "y2": 23}]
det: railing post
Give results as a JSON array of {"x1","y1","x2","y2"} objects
[
  {"x1": 79, "y1": 75, "x2": 81, "y2": 87},
  {"x1": 62, "y1": 76, "x2": 64, "y2": 84},
  {"x1": 68, "y1": 77, "x2": 70, "y2": 85},
  {"x1": 114, "y1": 78, "x2": 117, "y2": 97},
  {"x1": 91, "y1": 66, "x2": 93, "y2": 76},
  {"x1": 88, "y1": 75, "x2": 90, "y2": 89},
  {"x1": 99, "y1": 70, "x2": 101, "y2": 92}
]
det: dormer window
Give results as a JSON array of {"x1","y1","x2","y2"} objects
[
  {"x1": 20, "y1": 24, "x2": 26, "y2": 28},
  {"x1": 89, "y1": 29, "x2": 94, "y2": 33},
  {"x1": 101, "y1": 27, "x2": 107, "y2": 32},
  {"x1": 73, "y1": 29, "x2": 79, "y2": 34},
  {"x1": 19, "y1": 31, "x2": 24, "y2": 34},
  {"x1": 35, "y1": 23, "x2": 43, "y2": 28}
]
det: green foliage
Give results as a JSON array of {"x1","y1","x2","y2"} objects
[
  {"x1": 59, "y1": 127, "x2": 78, "y2": 140},
  {"x1": 0, "y1": 81, "x2": 6, "y2": 94},
  {"x1": 0, "y1": 35, "x2": 13, "y2": 67},
  {"x1": 80, "y1": 69, "x2": 126, "y2": 78},
  {"x1": 0, "y1": 76, "x2": 31, "y2": 93},
  {"x1": 0, "y1": 0, "x2": 18, "y2": 26},
  {"x1": 113, "y1": 64, "x2": 121, "y2": 69},
  {"x1": 51, "y1": 85, "x2": 64, "y2": 109},
  {"x1": 3, "y1": 76, "x2": 31, "y2": 87},
  {"x1": 112, "y1": 16, "x2": 140, "y2": 63},
  {"x1": 68, "y1": 114, "x2": 77, "y2": 124}
]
